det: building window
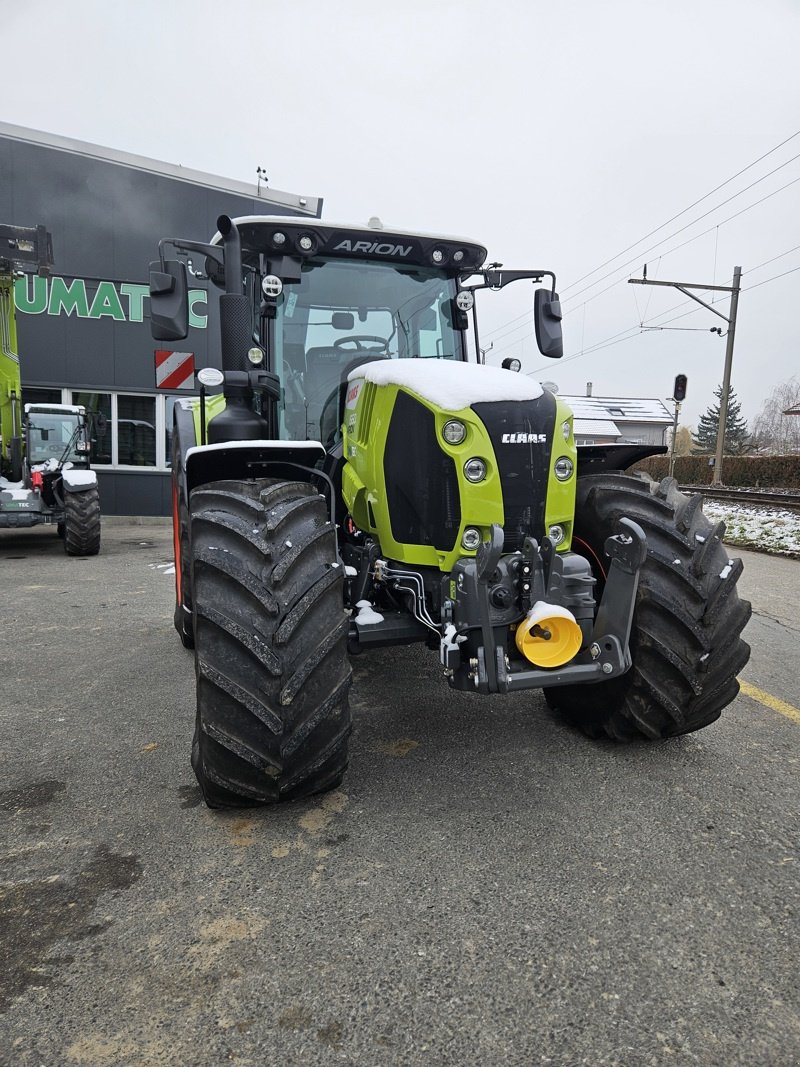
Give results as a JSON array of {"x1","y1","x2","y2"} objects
[
  {"x1": 26, "y1": 389, "x2": 193, "y2": 471},
  {"x1": 118, "y1": 394, "x2": 156, "y2": 467},
  {"x1": 72, "y1": 391, "x2": 112, "y2": 464},
  {"x1": 22, "y1": 387, "x2": 62, "y2": 406}
]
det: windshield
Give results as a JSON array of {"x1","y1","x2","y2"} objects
[
  {"x1": 27, "y1": 412, "x2": 83, "y2": 465},
  {"x1": 273, "y1": 258, "x2": 463, "y2": 444}
]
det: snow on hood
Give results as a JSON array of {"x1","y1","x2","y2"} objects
[{"x1": 347, "y1": 359, "x2": 543, "y2": 409}]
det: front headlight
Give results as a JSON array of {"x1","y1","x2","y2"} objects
[
  {"x1": 554, "y1": 456, "x2": 574, "y2": 481},
  {"x1": 461, "y1": 527, "x2": 482, "y2": 550},
  {"x1": 463, "y1": 458, "x2": 487, "y2": 483},
  {"x1": 442, "y1": 420, "x2": 467, "y2": 446}
]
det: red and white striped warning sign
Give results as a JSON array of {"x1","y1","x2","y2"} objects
[{"x1": 154, "y1": 350, "x2": 195, "y2": 390}]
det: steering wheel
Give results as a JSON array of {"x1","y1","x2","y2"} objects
[
  {"x1": 333, "y1": 335, "x2": 389, "y2": 350},
  {"x1": 318, "y1": 352, "x2": 391, "y2": 449}
]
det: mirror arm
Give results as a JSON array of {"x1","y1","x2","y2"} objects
[
  {"x1": 460, "y1": 269, "x2": 557, "y2": 294},
  {"x1": 157, "y1": 237, "x2": 225, "y2": 271}
]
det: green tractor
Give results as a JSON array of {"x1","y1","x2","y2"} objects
[
  {"x1": 0, "y1": 224, "x2": 101, "y2": 554},
  {"x1": 149, "y1": 216, "x2": 751, "y2": 808}
]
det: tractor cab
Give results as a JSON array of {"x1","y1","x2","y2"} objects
[
  {"x1": 150, "y1": 216, "x2": 563, "y2": 452},
  {"x1": 24, "y1": 404, "x2": 91, "y2": 469}
]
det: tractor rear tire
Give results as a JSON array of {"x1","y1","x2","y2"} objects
[
  {"x1": 189, "y1": 478, "x2": 352, "y2": 807},
  {"x1": 545, "y1": 473, "x2": 751, "y2": 740},
  {"x1": 63, "y1": 486, "x2": 101, "y2": 556}
]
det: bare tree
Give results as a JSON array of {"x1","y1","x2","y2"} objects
[
  {"x1": 674, "y1": 425, "x2": 693, "y2": 455},
  {"x1": 752, "y1": 375, "x2": 800, "y2": 454}
]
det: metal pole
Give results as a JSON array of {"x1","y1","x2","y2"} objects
[
  {"x1": 669, "y1": 400, "x2": 680, "y2": 480},
  {"x1": 712, "y1": 266, "x2": 742, "y2": 486}
]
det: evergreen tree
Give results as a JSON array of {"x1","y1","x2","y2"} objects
[{"x1": 692, "y1": 385, "x2": 751, "y2": 455}]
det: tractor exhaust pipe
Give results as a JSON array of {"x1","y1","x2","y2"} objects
[
  {"x1": 216, "y1": 215, "x2": 251, "y2": 374},
  {"x1": 208, "y1": 216, "x2": 268, "y2": 444}
]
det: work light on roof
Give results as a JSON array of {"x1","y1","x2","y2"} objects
[
  {"x1": 453, "y1": 250, "x2": 464, "y2": 263},
  {"x1": 272, "y1": 231, "x2": 287, "y2": 247},
  {"x1": 298, "y1": 235, "x2": 314, "y2": 252},
  {"x1": 455, "y1": 291, "x2": 474, "y2": 311},
  {"x1": 431, "y1": 248, "x2": 445, "y2": 265},
  {"x1": 261, "y1": 274, "x2": 283, "y2": 298}
]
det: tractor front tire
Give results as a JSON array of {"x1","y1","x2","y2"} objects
[
  {"x1": 63, "y1": 486, "x2": 101, "y2": 556},
  {"x1": 545, "y1": 473, "x2": 751, "y2": 740},
  {"x1": 189, "y1": 478, "x2": 352, "y2": 807}
]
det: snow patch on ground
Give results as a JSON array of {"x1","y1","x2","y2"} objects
[{"x1": 703, "y1": 500, "x2": 800, "y2": 558}]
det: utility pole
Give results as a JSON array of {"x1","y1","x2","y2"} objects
[
  {"x1": 668, "y1": 400, "x2": 681, "y2": 479},
  {"x1": 629, "y1": 267, "x2": 742, "y2": 485}
]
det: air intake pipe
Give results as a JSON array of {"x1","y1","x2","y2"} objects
[{"x1": 208, "y1": 215, "x2": 269, "y2": 443}]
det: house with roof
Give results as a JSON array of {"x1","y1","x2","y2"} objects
[{"x1": 558, "y1": 387, "x2": 673, "y2": 446}]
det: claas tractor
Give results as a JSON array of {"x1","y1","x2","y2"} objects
[
  {"x1": 148, "y1": 215, "x2": 751, "y2": 808},
  {"x1": 0, "y1": 223, "x2": 101, "y2": 554}
]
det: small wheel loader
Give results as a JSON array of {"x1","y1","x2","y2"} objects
[{"x1": 1, "y1": 224, "x2": 101, "y2": 554}]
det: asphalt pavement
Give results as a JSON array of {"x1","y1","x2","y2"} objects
[{"x1": 0, "y1": 525, "x2": 797, "y2": 1066}]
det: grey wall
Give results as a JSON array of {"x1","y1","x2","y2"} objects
[
  {"x1": 1, "y1": 133, "x2": 310, "y2": 392},
  {"x1": 1, "y1": 131, "x2": 320, "y2": 513}
]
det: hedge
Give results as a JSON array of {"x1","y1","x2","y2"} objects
[{"x1": 627, "y1": 453, "x2": 800, "y2": 489}]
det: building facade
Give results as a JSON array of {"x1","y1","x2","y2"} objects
[
  {"x1": 561, "y1": 394, "x2": 673, "y2": 446},
  {"x1": 1, "y1": 121, "x2": 322, "y2": 514}
]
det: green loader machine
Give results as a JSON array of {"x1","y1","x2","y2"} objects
[
  {"x1": 149, "y1": 216, "x2": 751, "y2": 808},
  {"x1": 1, "y1": 223, "x2": 101, "y2": 553}
]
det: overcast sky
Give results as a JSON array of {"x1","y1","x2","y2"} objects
[{"x1": 4, "y1": 0, "x2": 799, "y2": 428}]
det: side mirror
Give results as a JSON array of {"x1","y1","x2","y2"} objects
[
  {"x1": 149, "y1": 259, "x2": 189, "y2": 341},
  {"x1": 534, "y1": 288, "x2": 563, "y2": 359}
]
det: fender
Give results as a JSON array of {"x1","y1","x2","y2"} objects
[
  {"x1": 61, "y1": 469, "x2": 98, "y2": 492},
  {"x1": 576, "y1": 443, "x2": 667, "y2": 477},
  {"x1": 184, "y1": 439, "x2": 326, "y2": 495}
]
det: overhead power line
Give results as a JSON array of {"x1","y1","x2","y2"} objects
[
  {"x1": 521, "y1": 260, "x2": 800, "y2": 375},
  {"x1": 562, "y1": 165, "x2": 800, "y2": 306},
  {"x1": 482, "y1": 156, "x2": 800, "y2": 345},
  {"x1": 560, "y1": 128, "x2": 800, "y2": 295}
]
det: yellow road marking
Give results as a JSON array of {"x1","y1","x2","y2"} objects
[{"x1": 739, "y1": 679, "x2": 800, "y2": 725}]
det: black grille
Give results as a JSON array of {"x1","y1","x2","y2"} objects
[
  {"x1": 384, "y1": 392, "x2": 461, "y2": 551},
  {"x1": 472, "y1": 393, "x2": 557, "y2": 550}
]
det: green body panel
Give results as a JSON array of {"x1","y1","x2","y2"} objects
[
  {"x1": 342, "y1": 378, "x2": 578, "y2": 572},
  {"x1": 0, "y1": 275, "x2": 21, "y2": 464},
  {"x1": 546, "y1": 396, "x2": 578, "y2": 547},
  {"x1": 189, "y1": 392, "x2": 226, "y2": 444}
]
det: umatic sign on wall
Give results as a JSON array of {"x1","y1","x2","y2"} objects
[
  {"x1": 155, "y1": 350, "x2": 196, "y2": 391},
  {"x1": 14, "y1": 275, "x2": 208, "y2": 328}
]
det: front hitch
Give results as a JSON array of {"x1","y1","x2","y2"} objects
[{"x1": 442, "y1": 519, "x2": 647, "y2": 695}]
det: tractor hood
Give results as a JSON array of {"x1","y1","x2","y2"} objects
[{"x1": 341, "y1": 359, "x2": 577, "y2": 571}]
